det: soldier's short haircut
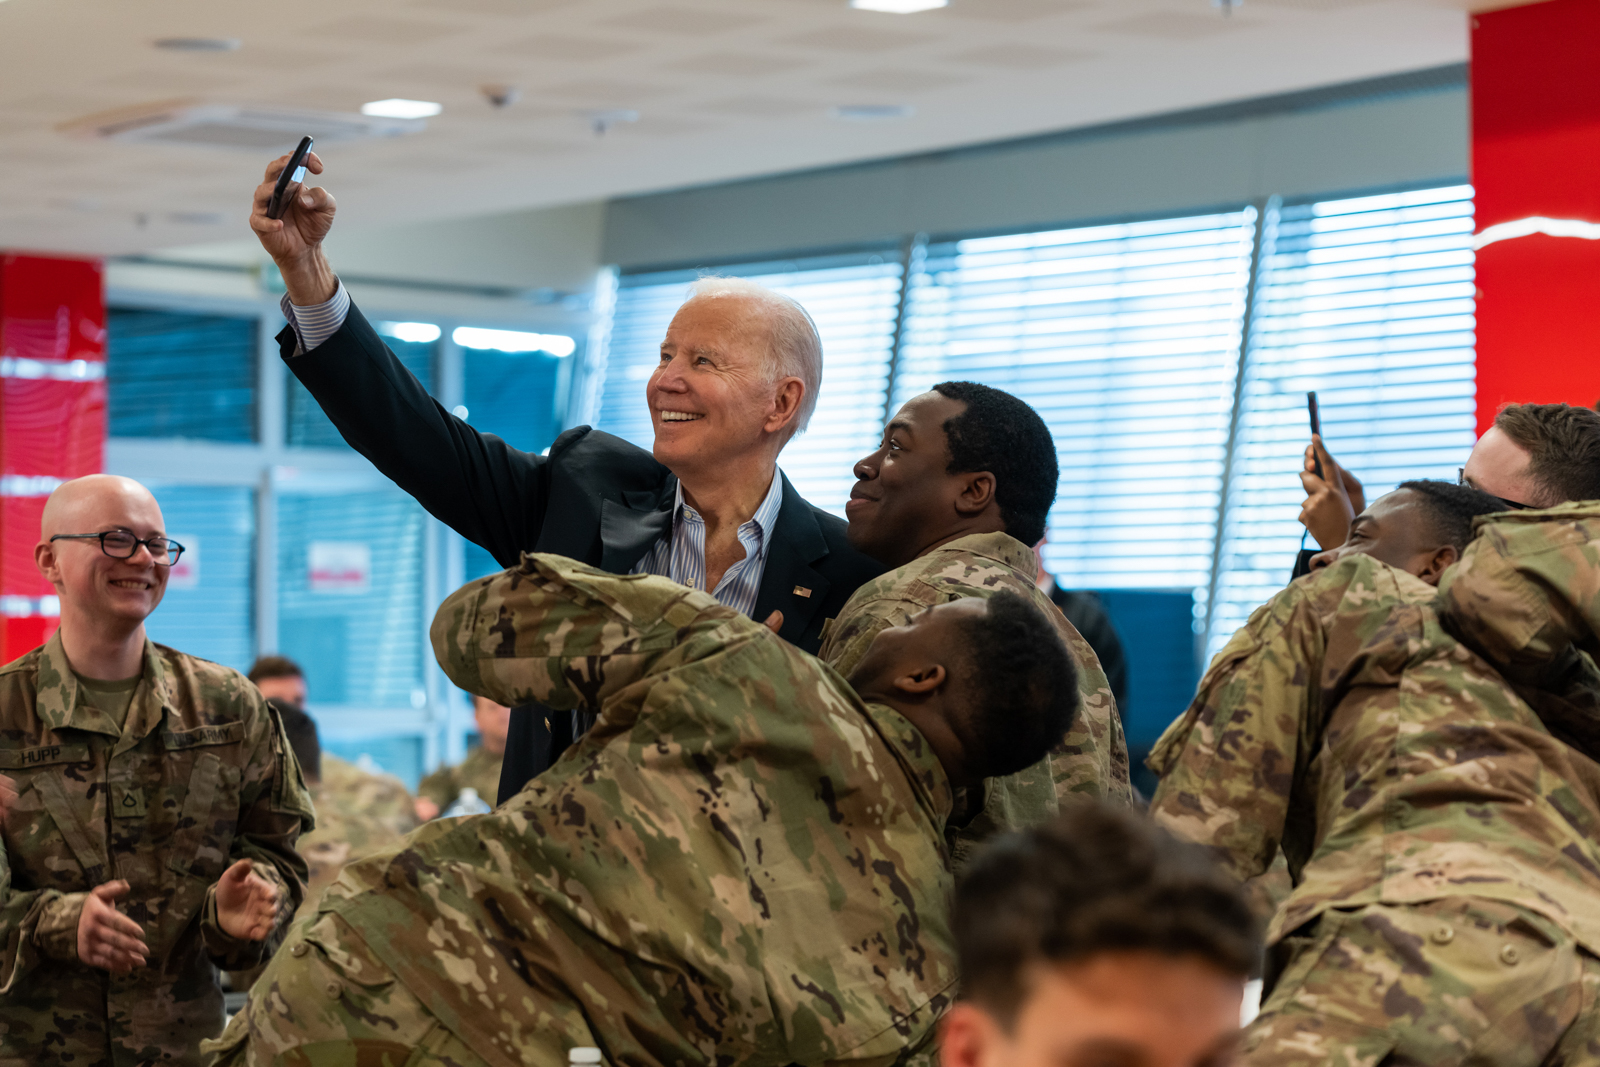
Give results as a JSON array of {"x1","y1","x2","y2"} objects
[
  {"x1": 268, "y1": 696, "x2": 321, "y2": 782},
  {"x1": 248, "y1": 654, "x2": 304, "y2": 684},
  {"x1": 1494, "y1": 402, "x2": 1600, "y2": 505},
  {"x1": 932, "y1": 382, "x2": 1059, "y2": 548},
  {"x1": 954, "y1": 802, "x2": 1259, "y2": 1029},
  {"x1": 955, "y1": 590, "x2": 1078, "y2": 780},
  {"x1": 1396, "y1": 480, "x2": 1507, "y2": 551}
]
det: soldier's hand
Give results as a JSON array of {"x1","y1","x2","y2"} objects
[
  {"x1": 0, "y1": 773, "x2": 15, "y2": 827},
  {"x1": 762, "y1": 610, "x2": 784, "y2": 635},
  {"x1": 78, "y1": 881, "x2": 148, "y2": 973},
  {"x1": 1298, "y1": 435, "x2": 1364, "y2": 549},
  {"x1": 216, "y1": 859, "x2": 280, "y2": 942},
  {"x1": 414, "y1": 796, "x2": 441, "y2": 821}
]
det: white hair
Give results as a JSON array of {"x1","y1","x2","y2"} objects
[{"x1": 686, "y1": 275, "x2": 823, "y2": 437}]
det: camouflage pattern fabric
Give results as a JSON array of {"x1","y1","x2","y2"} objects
[
  {"x1": 1244, "y1": 898, "x2": 1600, "y2": 1066},
  {"x1": 416, "y1": 744, "x2": 503, "y2": 811},
  {"x1": 1149, "y1": 552, "x2": 1600, "y2": 951},
  {"x1": 0, "y1": 633, "x2": 313, "y2": 1066},
  {"x1": 317, "y1": 754, "x2": 417, "y2": 841},
  {"x1": 816, "y1": 532, "x2": 1131, "y2": 868},
  {"x1": 209, "y1": 554, "x2": 959, "y2": 1067}
]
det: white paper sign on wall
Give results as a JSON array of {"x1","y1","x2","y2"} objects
[
  {"x1": 308, "y1": 542, "x2": 371, "y2": 595},
  {"x1": 167, "y1": 535, "x2": 200, "y2": 590}
]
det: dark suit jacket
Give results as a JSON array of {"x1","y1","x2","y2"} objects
[{"x1": 279, "y1": 304, "x2": 885, "y2": 796}]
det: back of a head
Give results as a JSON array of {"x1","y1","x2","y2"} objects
[
  {"x1": 688, "y1": 275, "x2": 823, "y2": 436},
  {"x1": 248, "y1": 654, "x2": 304, "y2": 685},
  {"x1": 954, "y1": 801, "x2": 1259, "y2": 1027},
  {"x1": 267, "y1": 696, "x2": 321, "y2": 783},
  {"x1": 932, "y1": 382, "x2": 1059, "y2": 547},
  {"x1": 1395, "y1": 480, "x2": 1507, "y2": 551},
  {"x1": 1494, "y1": 402, "x2": 1600, "y2": 505},
  {"x1": 956, "y1": 590, "x2": 1078, "y2": 780}
]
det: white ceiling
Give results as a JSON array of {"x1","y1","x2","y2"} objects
[{"x1": 0, "y1": 0, "x2": 1506, "y2": 258}]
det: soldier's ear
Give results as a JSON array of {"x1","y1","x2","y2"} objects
[
  {"x1": 1417, "y1": 544, "x2": 1460, "y2": 586},
  {"x1": 953, "y1": 471, "x2": 996, "y2": 517},
  {"x1": 893, "y1": 663, "x2": 947, "y2": 695}
]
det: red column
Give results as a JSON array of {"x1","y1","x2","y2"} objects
[
  {"x1": 1472, "y1": 0, "x2": 1600, "y2": 436},
  {"x1": 0, "y1": 254, "x2": 107, "y2": 662}
]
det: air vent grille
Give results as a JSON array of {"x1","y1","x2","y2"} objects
[{"x1": 60, "y1": 102, "x2": 425, "y2": 150}]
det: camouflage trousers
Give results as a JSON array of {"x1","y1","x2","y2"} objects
[
  {"x1": 204, "y1": 914, "x2": 496, "y2": 1067},
  {"x1": 1244, "y1": 898, "x2": 1600, "y2": 1066}
]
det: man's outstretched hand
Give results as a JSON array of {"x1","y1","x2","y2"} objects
[
  {"x1": 249, "y1": 150, "x2": 339, "y2": 306},
  {"x1": 216, "y1": 859, "x2": 280, "y2": 942},
  {"x1": 1298, "y1": 435, "x2": 1366, "y2": 550},
  {"x1": 78, "y1": 881, "x2": 148, "y2": 973}
]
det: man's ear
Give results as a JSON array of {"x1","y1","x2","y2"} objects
[
  {"x1": 892, "y1": 663, "x2": 947, "y2": 696},
  {"x1": 953, "y1": 471, "x2": 997, "y2": 517},
  {"x1": 1417, "y1": 544, "x2": 1460, "y2": 586},
  {"x1": 34, "y1": 542, "x2": 61, "y2": 585},
  {"x1": 764, "y1": 377, "x2": 806, "y2": 435},
  {"x1": 936, "y1": 1002, "x2": 994, "y2": 1067}
]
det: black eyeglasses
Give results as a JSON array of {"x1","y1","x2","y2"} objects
[
  {"x1": 1457, "y1": 468, "x2": 1534, "y2": 511},
  {"x1": 50, "y1": 531, "x2": 186, "y2": 566}
]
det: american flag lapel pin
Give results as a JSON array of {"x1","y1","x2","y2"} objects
[{"x1": 793, "y1": 586, "x2": 813, "y2": 598}]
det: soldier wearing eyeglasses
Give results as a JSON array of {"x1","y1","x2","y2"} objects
[{"x1": 0, "y1": 474, "x2": 314, "y2": 1067}]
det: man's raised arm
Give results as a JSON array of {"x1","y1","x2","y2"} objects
[{"x1": 431, "y1": 554, "x2": 760, "y2": 721}]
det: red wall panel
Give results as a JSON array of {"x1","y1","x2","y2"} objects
[
  {"x1": 0, "y1": 253, "x2": 108, "y2": 662},
  {"x1": 1472, "y1": 0, "x2": 1600, "y2": 434}
]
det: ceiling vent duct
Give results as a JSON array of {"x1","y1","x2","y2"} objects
[{"x1": 59, "y1": 100, "x2": 426, "y2": 150}]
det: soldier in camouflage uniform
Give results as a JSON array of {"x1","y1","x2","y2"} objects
[
  {"x1": 415, "y1": 694, "x2": 508, "y2": 818},
  {"x1": 822, "y1": 383, "x2": 1130, "y2": 869},
  {"x1": 0, "y1": 475, "x2": 312, "y2": 1067},
  {"x1": 208, "y1": 552, "x2": 1079, "y2": 1067},
  {"x1": 1148, "y1": 501, "x2": 1600, "y2": 1064}
]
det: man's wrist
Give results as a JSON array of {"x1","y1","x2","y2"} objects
[
  {"x1": 278, "y1": 250, "x2": 338, "y2": 307},
  {"x1": 35, "y1": 891, "x2": 88, "y2": 962}
]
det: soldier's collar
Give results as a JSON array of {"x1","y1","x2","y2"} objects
[
  {"x1": 930, "y1": 532, "x2": 1038, "y2": 580},
  {"x1": 861, "y1": 701, "x2": 956, "y2": 825},
  {"x1": 34, "y1": 633, "x2": 177, "y2": 741}
]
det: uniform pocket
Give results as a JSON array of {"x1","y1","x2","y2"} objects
[{"x1": 166, "y1": 753, "x2": 242, "y2": 881}]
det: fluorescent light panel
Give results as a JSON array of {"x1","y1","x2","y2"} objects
[
  {"x1": 452, "y1": 326, "x2": 576, "y2": 357},
  {"x1": 849, "y1": 0, "x2": 947, "y2": 12},
  {"x1": 377, "y1": 321, "x2": 442, "y2": 343},
  {"x1": 361, "y1": 98, "x2": 443, "y2": 119}
]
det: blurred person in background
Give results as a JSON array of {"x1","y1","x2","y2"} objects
[
  {"x1": 1034, "y1": 533, "x2": 1129, "y2": 713},
  {"x1": 939, "y1": 801, "x2": 1258, "y2": 1067},
  {"x1": 415, "y1": 694, "x2": 510, "y2": 820},
  {"x1": 0, "y1": 475, "x2": 311, "y2": 1066},
  {"x1": 249, "y1": 150, "x2": 882, "y2": 805},
  {"x1": 1293, "y1": 401, "x2": 1600, "y2": 578},
  {"x1": 248, "y1": 655, "x2": 417, "y2": 839}
]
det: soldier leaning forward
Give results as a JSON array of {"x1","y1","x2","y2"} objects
[{"x1": 0, "y1": 475, "x2": 312, "y2": 1066}]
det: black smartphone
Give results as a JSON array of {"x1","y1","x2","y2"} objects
[
  {"x1": 265, "y1": 136, "x2": 314, "y2": 221},
  {"x1": 1307, "y1": 391, "x2": 1324, "y2": 479}
]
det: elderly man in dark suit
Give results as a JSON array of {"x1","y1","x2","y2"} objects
[{"x1": 250, "y1": 151, "x2": 883, "y2": 801}]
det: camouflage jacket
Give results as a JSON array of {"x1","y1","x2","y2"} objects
[
  {"x1": 416, "y1": 744, "x2": 502, "y2": 810},
  {"x1": 1148, "y1": 554, "x2": 1600, "y2": 952},
  {"x1": 298, "y1": 756, "x2": 416, "y2": 916},
  {"x1": 240, "y1": 555, "x2": 958, "y2": 1067},
  {"x1": 0, "y1": 633, "x2": 313, "y2": 1066},
  {"x1": 817, "y1": 532, "x2": 1132, "y2": 866}
]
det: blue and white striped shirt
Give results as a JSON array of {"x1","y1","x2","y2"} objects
[
  {"x1": 631, "y1": 471, "x2": 785, "y2": 618},
  {"x1": 283, "y1": 282, "x2": 787, "y2": 620}
]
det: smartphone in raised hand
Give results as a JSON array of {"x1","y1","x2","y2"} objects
[
  {"x1": 1307, "y1": 391, "x2": 1324, "y2": 479},
  {"x1": 265, "y1": 136, "x2": 314, "y2": 221}
]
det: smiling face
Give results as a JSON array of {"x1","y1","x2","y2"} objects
[
  {"x1": 36, "y1": 475, "x2": 170, "y2": 628},
  {"x1": 647, "y1": 294, "x2": 801, "y2": 479},
  {"x1": 847, "y1": 391, "x2": 978, "y2": 567},
  {"x1": 941, "y1": 952, "x2": 1244, "y2": 1067},
  {"x1": 1309, "y1": 488, "x2": 1451, "y2": 584}
]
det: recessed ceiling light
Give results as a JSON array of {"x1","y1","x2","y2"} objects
[
  {"x1": 361, "y1": 98, "x2": 443, "y2": 120},
  {"x1": 154, "y1": 37, "x2": 241, "y2": 51},
  {"x1": 831, "y1": 104, "x2": 916, "y2": 121},
  {"x1": 849, "y1": 0, "x2": 948, "y2": 12}
]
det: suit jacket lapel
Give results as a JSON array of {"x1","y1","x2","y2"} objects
[
  {"x1": 754, "y1": 474, "x2": 831, "y2": 643},
  {"x1": 599, "y1": 481, "x2": 676, "y2": 573}
]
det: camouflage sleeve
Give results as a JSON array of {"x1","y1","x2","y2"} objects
[
  {"x1": 0, "y1": 839, "x2": 92, "y2": 991},
  {"x1": 1437, "y1": 505, "x2": 1600, "y2": 681},
  {"x1": 415, "y1": 765, "x2": 457, "y2": 808},
  {"x1": 200, "y1": 694, "x2": 313, "y2": 970},
  {"x1": 1145, "y1": 581, "x2": 1327, "y2": 884},
  {"x1": 430, "y1": 552, "x2": 751, "y2": 715},
  {"x1": 1050, "y1": 623, "x2": 1133, "y2": 806},
  {"x1": 816, "y1": 600, "x2": 892, "y2": 678}
]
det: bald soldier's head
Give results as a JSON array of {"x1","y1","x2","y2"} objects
[{"x1": 35, "y1": 475, "x2": 172, "y2": 630}]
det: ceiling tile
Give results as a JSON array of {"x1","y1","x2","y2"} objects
[
  {"x1": 225, "y1": 44, "x2": 358, "y2": 73},
  {"x1": 691, "y1": 94, "x2": 819, "y2": 117},
  {"x1": 309, "y1": 15, "x2": 468, "y2": 45},
  {"x1": 945, "y1": 43, "x2": 1096, "y2": 68},
  {"x1": 412, "y1": 0, "x2": 577, "y2": 15},
  {"x1": 96, "y1": 69, "x2": 244, "y2": 94},
  {"x1": 538, "y1": 78, "x2": 676, "y2": 103},
  {"x1": 601, "y1": 6, "x2": 765, "y2": 35},
  {"x1": 780, "y1": 26, "x2": 936, "y2": 51},
  {"x1": 944, "y1": 0, "x2": 1096, "y2": 21},
  {"x1": 826, "y1": 68, "x2": 968, "y2": 92},
  {"x1": 622, "y1": 114, "x2": 721, "y2": 136},
  {"x1": 490, "y1": 34, "x2": 645, "y2": 61},
  {"x1": 660, "y1": 51, "x2": 812, "y2": 77},
  {"x1": 1094, "y1": 12, "x2": 1259, "y2": 39}
]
